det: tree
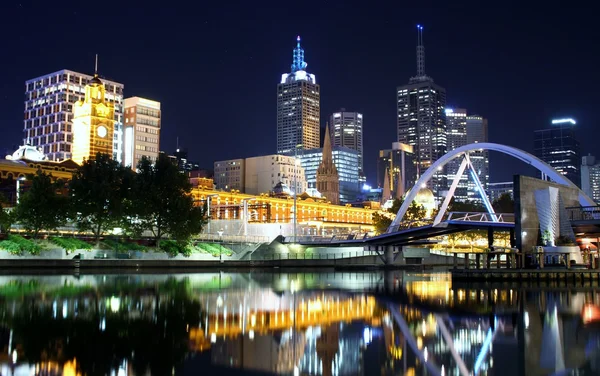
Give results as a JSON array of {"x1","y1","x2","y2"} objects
[
  {"x1": 127, "y1": 154, "x2": 206, "y2": 246},
  {"x1": 70, "y1": 153, "x2": 133, "y2": 243},
  {"x1": 13, "y1": 171, "x2": 68, "y2": 238},
  {"x1": 493, "y1": 193, "x2": 514, "y2": 213},
  {"x1": 0, "y1": 193, "x2": 14, "y2": 233},
  {"x1": 460, "y1": 229, "x2": 487, "y2": 251},
  {"x1": 372, "y1": 197, "x2": 427, "y2": 234},
  {"x1": 447, "y1": 198, "x2": 486, "y2": 212}
]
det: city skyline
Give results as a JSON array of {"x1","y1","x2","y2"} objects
[{"x1": 1, "y1": 3, "x2": 598, "y2": 187}]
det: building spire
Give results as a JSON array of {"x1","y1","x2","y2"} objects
[
  {"x1": 94, "y1": 54, "x2": 98, "y2": 76},
  {"x1": 321, "y1": 123, "x2": 335, "y2": 169},
  {"x1": 291, "y1": 35, "x2": 308, "y2": 72},
  {"x1": 416, "y1": 25, "x2": 425, "y2": 77},
  {"x1": 316, "y1": 123, "x2": 339, "y2": 205}
]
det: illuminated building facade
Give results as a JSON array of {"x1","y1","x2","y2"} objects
[
  {"x1": 329, "y1": 109, "x2": 364, "y2": 180},
  {"x1": 24, "y1": 69, "x2": 124, "y2": 162},
  {"x1": 581, "y1": 154, "x2": 600, "y2": 203},
  {"x1": 316, "y1": 125, "x2": 340, "y2": 205},
  {"x1": 71, "y1": 73, "x2": 115, "y2": 165},
  {"x1": 445, "y1": 108, "x2": 469, "y2": 201},
  {"x1": 123, "y1": 97, "x2": 161, "y2": 167},
  {"x1": 534, "y1": 118, "x2": 581, "y2": 187},
  {"x1": 293, "y1": 146, "x2": 360, "y2": 204},
  {"x1": 466, "y1": 114, "x2": 489, "y2": 201},
  {"x1": 377, "y1": 142, "x2": 417, "y2": 198},
  {"x1": 397, "y1": 27, "x2": 447, "y2": 196},
  {"x1": 214, "y1": 158, "x2": 245, "y2": 191},
  {"x1": 277, "y1": 36, "x2": 320, "y2": 154},
  {"x1": 245, "y1": 154, "x2": 306, "y2": 195},
  {"x1": 193, "y1": 187, "x2": 375, "y2": 235}
]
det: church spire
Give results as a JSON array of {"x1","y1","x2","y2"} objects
[
  {"x1": 291, "y1": 35, "x2": 308, "y2": 72},
  {"x1": 316, "y1": 123, "x2": 340, "y2": 205}
]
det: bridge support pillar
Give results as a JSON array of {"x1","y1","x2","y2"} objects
[{"x1": 385, "y1": 246, "x2": 394, "y2": 265}]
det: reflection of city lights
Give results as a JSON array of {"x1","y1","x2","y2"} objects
[
  {"x1": 249, "y1": 330, "x2": 254, "y2": 340},
  {"x1": 210, "y1": 333, "x2": 216, "y2": 343},
  {"x1": 251, "y1": 314, "x2": 256, "y2": 326},
  {"x1": 441, "y1": 365, "x2": 445, "y2": 376},
  {"x1": 424, "y1": 347, "x2": 428, "y2": 362},
  {"x1": 524, "y1": 311, "x2": 529, "y2": 329},
  {"x1": 417, "y1": 336, "x2": 423, "y2": 349},
  {"x1": 294, "y1": 366, "x2": 299, "y2": 376},
  {"x1": 12, "y1": 349, "x2": 17, "y2": 363},
  {"x1": 363, "y1": 327, "x2": 372, "y2": 345},
  {"x1": 110, "y1": 297, "x2": 120, "y2": 313},
  {"x1": 217, "y1": 295, "x2": 223, "y2": 307}
]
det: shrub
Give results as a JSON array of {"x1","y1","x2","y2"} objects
[
  {"x1": 103, "y1": 239, "x2": 147, "y2": 252},
  {"x1": 194, "y1": 242, "x2": 233, "y2": 257},
  {"x1": 160, "y1": 240, "x2": 183, "y2": 257},
  {"x1": 0, "y1": 240, "x2": 22, "y2": 255},
  {"x1": 0, "y1": 235, "x2": 42, "y2": 255},
  {"x1": 50, "y1": 237, "x2": 92, "y2": 252}
]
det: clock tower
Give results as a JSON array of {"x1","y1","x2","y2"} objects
[{"x1": 71, "y1": 70, "x2": 115, "y2": 165}]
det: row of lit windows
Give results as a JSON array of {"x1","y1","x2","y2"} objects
[
  {"x1": 135, "y1": 126, "x2": 158, "y2": 135},
  {"x1": 26, "y1": 74, "x2": 123, "y2": 94},
  {"x1": 135, "y1": 135, "x2": 158, "y2": 144},
  {"x1": 135, "y1": 145, "x2": 157, "y2": 152}
]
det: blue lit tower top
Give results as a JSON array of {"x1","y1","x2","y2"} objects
[
  {"x1": 281, "y1": 36, "x2": 316, "y2": 84},
  {"x1": 291, "y1": 36, "x2": 308, "y2": 72}
]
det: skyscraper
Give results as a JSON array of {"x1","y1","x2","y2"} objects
[
  {"x1": 534, "y1": 118, "x2": 581, "y2": 187},
  {"x1": 466, "y1": 115, "x2": 489, "y2": 201},
  {"x1": 316, "y1": 125, "x2": 340, "y2": 205},
  {"x1": 277, "y1": 36, "x2": 320, "y2": 155},
  {"x1": 329, "y1": 109, "x2": 364, "y2": 179},
  {"x1": 123, "y1": 97, "x2": 161, "y2": 168},
  {"x1": 396, "y1": 26, "x2": 447, "y2": 196},
  {"x1": 71, "y1": 72, "x2": 115, "y2": 165},
  {"x1": 581, "y1": 154, "x2": 600, "y2": 203},
  {"x1": 445, "y1": 108, "x2": 468, "y2": 201},
  {"x1": 24, "y1": 69, "x2": 124, "y2": 162}
]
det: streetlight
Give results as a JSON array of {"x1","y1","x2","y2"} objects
[
  {"x1": 218, "y1": 230, "x2": 224, "y2": 263},
  {"x1": 241, "y1": 197, "x2": 256, "y2": 237},
  {"x1": 293, "y1": 144, "x2": 303, "y2": 243}
]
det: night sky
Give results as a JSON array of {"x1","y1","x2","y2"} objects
[{"x1": 1, "y1": 1, "x2": 598, "y2": 186}]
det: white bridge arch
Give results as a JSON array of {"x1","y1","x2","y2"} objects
[{"x1": 387, "y1": 142, "x2": 594, "y2": 233}]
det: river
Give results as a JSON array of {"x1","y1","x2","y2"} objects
[{"x1": 0, "y1": 269, "x2": 598, "y2": 375}]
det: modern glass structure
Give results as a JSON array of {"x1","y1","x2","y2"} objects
[
  {"x1": 329, "y1": 109, "x2": 364, "y2": 178},
  {"x1": 534, "y1": 118, "x2": 581, "y2": 187},
  {"x1": 377, "y1": 142, "x2": 417, "y2": 198},
  {"x1": 123, "y1": 97, "x2": 161, "y2": 168},
  {"x1": 24, "y1": 69, "x2": 124, "y2": 162},
  {"x1": 445, "y1": 108, "x2": 468, "y2": 201},
  {"x1": 294, "y1": 146, "x2": 360, "y2": 203},
  {"x1": 466, "y1": 115, "x2": 489, "y2": 201},
  {"x1": 581, "y1": 154, "x2": 600, "y2": 203},
  {"x1": 396, "y1": 26, "x2": 446, "y2": 196},
  {"x1": 277, "y1": 37, "x2": 320, "y2": 155}
]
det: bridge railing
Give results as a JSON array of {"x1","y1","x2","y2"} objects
[
  {"x1": 566, "y1": 206, "x2": 600, "y2": 221},
  {"x1": 446, "y1": 212, "x2": 515, "y2": 223}
]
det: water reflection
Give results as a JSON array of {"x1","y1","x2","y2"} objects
[{"x1": 0, "y1": 271, "x2": 598, "y2": 375}]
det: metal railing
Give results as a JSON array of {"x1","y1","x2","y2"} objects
[
  {"x1": 566, "y1": 206, "x2": 600, "y2": 221},
  {"x1": 452, "y1": 250, "x2": 597, "y2": 270},
  {"x1": 251, "y1": 250, "x2": 379, "y2": 261},
  {"x1": 195, "y1": 233, "x2": 270, "y2": 244},
  {"x1": 446, "y1": 212, "x2": 514, "y2": 223}
]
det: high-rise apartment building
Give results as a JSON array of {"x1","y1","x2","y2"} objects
[
  {"x1": 466, "y1": 115, "x2": 489, "y2": 201},
  {"x1": 329, "y1": 109, "x2": 364, "y2": 178},
  {"x1": 534, "y1": 118, "x2": 581, "y2": 187},
  {"x1": 377, "y1": 142, "x2": 417, "y2": 198},
  {"x1": 445, "y1": 108, "x2": 468, "y2": 201},
  {"x1": 123, "y1": 97, "x2": 161, "y2": 167},
  {"x1": 396, "y1": 26, "x2": 447, "y2": 196},
  {"x1": 581, "y1": 154, "x2": 600, "y2": 203},
  {"x1": 277, "y1": 37, "x2": 320, "y2": 155},
  {"x1": 24, "y1": 69, "x2": 124, "y2": 162}
]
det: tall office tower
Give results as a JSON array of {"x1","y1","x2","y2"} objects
[
  {"x1": 277, "y1": 36, "x2": 320, "y2": 155},
  {"x1": 377, "y1": 142, "x2": 417, "y2": 198},
  {"x1": 71, "y1": 72, "x2": 115, "y2": 165},
  {"x1": 214, "y1": 158, "x2": 245, "y2": 191},
  {"x1": 123, "y1": 97, "x2": 161, "y2": 168},
  {"x1": 445, "y1": 108, "x2": 468, "y2": 201},
  {"x1": 466, "y1": 115, "x2": 489, "y2": 201},
  {"x1": 534, "y1": 118, "x2": 581, "y2": 187},
  {"x1": 396, "y1": 26, "x2": 447, "y2": 197},
  {"x1": 316, "y1": 125, "x2": 340, "y2": 205},
  {"x1": 581, "y1": 154, "x2": 600, "y2": 203},
  {"x1": 24, "y1": 69, "x2": 124, "y2": 162},
  {"x1": 330, "y1": 109, "x2": 364, "y2": 180}
]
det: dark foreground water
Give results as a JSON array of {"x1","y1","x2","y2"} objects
[{"x1": 0, "y1": 270, "x2": 599, "y2": 376}]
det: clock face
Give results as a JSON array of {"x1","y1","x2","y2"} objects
[{"x1": 97, "y1": 125, "x2": 107, "y2": 138}]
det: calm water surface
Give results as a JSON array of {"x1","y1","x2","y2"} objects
[{"x1": 0, "y1": 269, "x2": 599, "y2": 376}]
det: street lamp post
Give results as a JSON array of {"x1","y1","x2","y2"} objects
[
  {"x1": 293, "y1": 144, "x2": 303, "y2": 243},
  {"x1": 218, "y1": 230, "x2": 224, "y2": 264},
  {"x1": 241, "y1": 197, "x2": 256, "y2": 238}
]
